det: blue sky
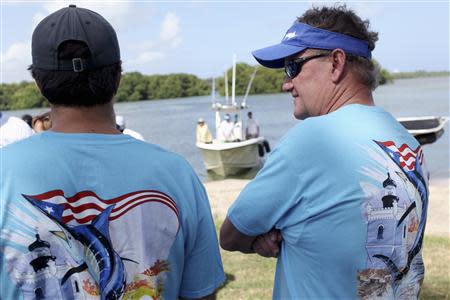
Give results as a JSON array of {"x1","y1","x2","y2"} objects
[{"x1": 1, "y1": 1, "x2": 449, "y2": 83}]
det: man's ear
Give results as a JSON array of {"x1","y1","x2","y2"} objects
[{"x1": 330, "y1": 48, "x2": 347, "y2": 83}]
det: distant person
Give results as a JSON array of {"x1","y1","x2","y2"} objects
[
  {"x1": 32, "y1": 111, "x2": 52, "y2": 132},
  {"x1": 0, "y1": 111, "x2": 33, "y2": 147},
  {"x1": 116, "y1": 115, "x2": 145, "y2": 141},
  {"x1": 245, "y1": 111, "x2": 260, "y2": 139},
  {"x1": 21, "y1": 114, "x2": 33, "y2": 128},
  {"x1": 1, "y1": 5, "x2": 224, "y2": 300},
  {"x1": 220, "y1": 5, "x2": 428, "y2": 299},
  {"x1": 196, "y1": 117, "x2": 213, "y2": 143},
  {"x1": 218, "y1": 113, "x2": 234, "y2": 142},
  {"x1": 232, "y1": 114, "x2": 243, "y2": 142},
  {"x1": 245, "y1": 111, "x2": 270, "y2": 153}
]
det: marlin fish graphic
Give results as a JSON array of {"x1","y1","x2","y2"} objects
[{"x1": 23, "y1": 195, "x2": 129, "y2": 300}]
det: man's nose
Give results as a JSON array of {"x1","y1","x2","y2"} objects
[{"x1": 282, "y1": 77, "x2": 293, "y2": 92}]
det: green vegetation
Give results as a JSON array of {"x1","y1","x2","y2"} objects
[
  {"x1": 0, "y1": 82, "x2": 48, "y2": 110},
  {"x1": 391, "y1": 71, "x2": 450, "y2": 80},
  {"x1": 374, "y1": 60, "x2": 394, "y2": 85},
  {"x1": 0, "y1": 62, "x2": 448, "y2": 110},
  {"x1": 216, "y1": 63, "x2": 285, "y2": 96},
  {"x1": 215, "y1": 219, "x2": 449, "y2": 299},
  {"x1": 115, "y1": 72, "x2": 210, "y2": 102}
]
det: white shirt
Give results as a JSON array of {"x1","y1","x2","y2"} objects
[
  {"x1": 246, "y1": 118, "x2": 260, "y2": 137},
  {"x1": 0, "y1": 114, "x2": 34, "y2": 147},
  {"x1": 219, "y1": 120, "x2": 234, "y2": 142},
  {"x1": 233, "y1": 121, "x2": 243, "y2": 141}
]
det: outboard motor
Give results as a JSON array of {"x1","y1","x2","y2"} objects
[{"x1": 258, "y1": 140, "x2": 271, "y2": 157}]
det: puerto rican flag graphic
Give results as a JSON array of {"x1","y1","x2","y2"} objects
[
  {"x1": 23, "y1": 189, "x2": 179, "y2": 226},
  {"x1": 377, "y1": 141, "x2": 424, "y2": 172}
]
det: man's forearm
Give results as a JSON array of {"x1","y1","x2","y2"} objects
[{"x1": 219, "y1": 218, "x2": 256, "y2": 253}]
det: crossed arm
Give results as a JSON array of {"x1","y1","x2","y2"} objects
[{"x1": 219, "y1": 217, "x2": 282, "y2": 257}]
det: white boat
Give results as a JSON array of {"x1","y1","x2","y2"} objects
[
  {"x1": 196, "y1": 55, "x2": 268, "y2": 179},
  {"x1": 398, "y1": 116, "x2": 448, "y2": 145}
]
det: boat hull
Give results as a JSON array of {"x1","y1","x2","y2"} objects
[
  {"x1": 197, "y1": 138, "x2": 265, "y2": 179},
  {"x1": 398, "y1": 116, "x2": 449, "y2": 145}
]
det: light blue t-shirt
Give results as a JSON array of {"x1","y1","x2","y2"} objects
[
  {"x1": 1, "y1": 131, "x2": 225, "y2": 299},
  {"x1": 228, "y1": 104, "x2": 428, "y2": 299}
]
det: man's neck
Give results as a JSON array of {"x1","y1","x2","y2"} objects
[
  {"x1": 324, "y1": 76, "x2": 375, "y2": 115},
  {"x1": 50, "y1": 102, "x2": 120, "y2": 134}
]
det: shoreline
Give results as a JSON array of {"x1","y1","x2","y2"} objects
[{"x1": 204, "y1": 178, "x2": 449, "y2": 237}]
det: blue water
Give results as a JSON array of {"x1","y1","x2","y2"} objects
[{"x1": 6, "y1": 76, "x2": 449, "y2": 181}]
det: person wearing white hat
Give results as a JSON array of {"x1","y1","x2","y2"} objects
[
  {"x1": 218, "y1": 113, "x2": 234, "y2": 142},
  {"x1": 196, "y1": 117, "x2": 213, "y2": 144}
]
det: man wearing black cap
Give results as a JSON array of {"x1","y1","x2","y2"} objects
[
  {"x1": 221, "y1": 5, "x2": 428, "y2": 299},
  {"x1": 1, "y1": 5, "x2": 224, "y2": 300}
]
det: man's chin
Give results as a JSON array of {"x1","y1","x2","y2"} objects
[{"x1": 293, "y1": 111, "x2": 310, "y2": 120}]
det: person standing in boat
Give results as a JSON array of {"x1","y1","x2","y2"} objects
[
  {"x1": 1, "y1": 5, "x2": 224, "y2": 300},
  {"x1": 221, "y1": 5, "x2": 428, "y2": 299},
  {"x1": 245, "y1": 111, "x2": 271, "y2": 153},
  {"x1": 218, "y1": 113, "x2": 235, "y2": 142},
  {"x1": 232, "y1": 114, "x2": 244, "y2": 142},
  {"x1": 245, "y1": 111, "x2": 260, "y2": 139},
  {"x1": 196, "y1": 117, "x2": 213, "y2": 143}
]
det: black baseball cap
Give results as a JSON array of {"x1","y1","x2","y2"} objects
[{"x1": 31, "y1": 4, "x2": 120, "y2": 72}]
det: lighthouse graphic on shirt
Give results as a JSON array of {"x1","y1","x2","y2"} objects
[{"x1": 357, "y1": 140, "x2": 428, "y2": 299}]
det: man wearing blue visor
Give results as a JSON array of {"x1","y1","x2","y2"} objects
[{"x1": 221, "y1": 5, "x2": 428, "y2": 299}]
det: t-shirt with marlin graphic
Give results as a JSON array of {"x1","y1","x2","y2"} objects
[{"x1": 0, "y1": 132, "x2": 225, "y2": 299}]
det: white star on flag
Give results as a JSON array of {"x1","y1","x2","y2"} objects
[{"x1": 44, "y1": 206, "x2": 54, "y2": 214}]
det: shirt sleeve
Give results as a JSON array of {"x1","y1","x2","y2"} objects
[
  {"x1": 178, "y1": 174, "x2": 225, "y2": 298},
  {"x1": 227, "y1": 143, "x2": 305, "y2": 236}
]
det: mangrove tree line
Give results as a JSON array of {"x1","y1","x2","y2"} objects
[{"x1": 0, "y1": 62, "x2": 444, "y2": 110}]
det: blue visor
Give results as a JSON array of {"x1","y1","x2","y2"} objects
[{"x1": 252, "y1": 22, "x2": 372, "y2": 68}]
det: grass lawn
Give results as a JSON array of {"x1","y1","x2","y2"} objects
[
  {"x1": 215, "y1": 221, "x2": 449, "y2": 299},
  {"x1": 421, "y1": 235, "x2": 450, "y2": 299}
]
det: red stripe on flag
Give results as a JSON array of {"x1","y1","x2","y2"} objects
[
  {"x1": 111, "y1": 199, "x2": 179, "y2": 221},
  {"x1": 30, "y1": 190, "x2": 65, "y2": 200}
]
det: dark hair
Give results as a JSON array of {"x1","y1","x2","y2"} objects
[
  {"x1": 298, "y1": 5, "x2": 380, "y2": 90},
  {"x1": 21, "y1": 114, "x2": 33, "y2": 128},
  {"x1": 30, "y1": 40, "x2": 122, "y2": 107}
]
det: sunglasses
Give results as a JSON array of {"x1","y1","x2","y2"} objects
[{"x1": 284, "y1": 53, "x2": 329, "y2": 79}]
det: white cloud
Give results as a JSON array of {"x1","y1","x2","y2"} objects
[
  {"x1": 127, "y1": 41, "x2": 157, "y2": 53},
  {"x1": 40, "y1": 1, "x2": 133, "y2": 27},
  {"x1": 125, "y1": 51, "x2": 166, "y2": 70},
  {"x1": 31, "y1": 1, "x2": 154, "y2": 34},
  {"x1": 160, "y1": 12, "x2": 180, "y2": 41},
  {"x1": 160, "y1": 12, "x2": 182, "y2": 48},
  {"x1": 124, "y1": 12, "x2": 183, "y2": 70},
  {"x1": 0, "y1": 42, "x2": 32, "y2": 83}
]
